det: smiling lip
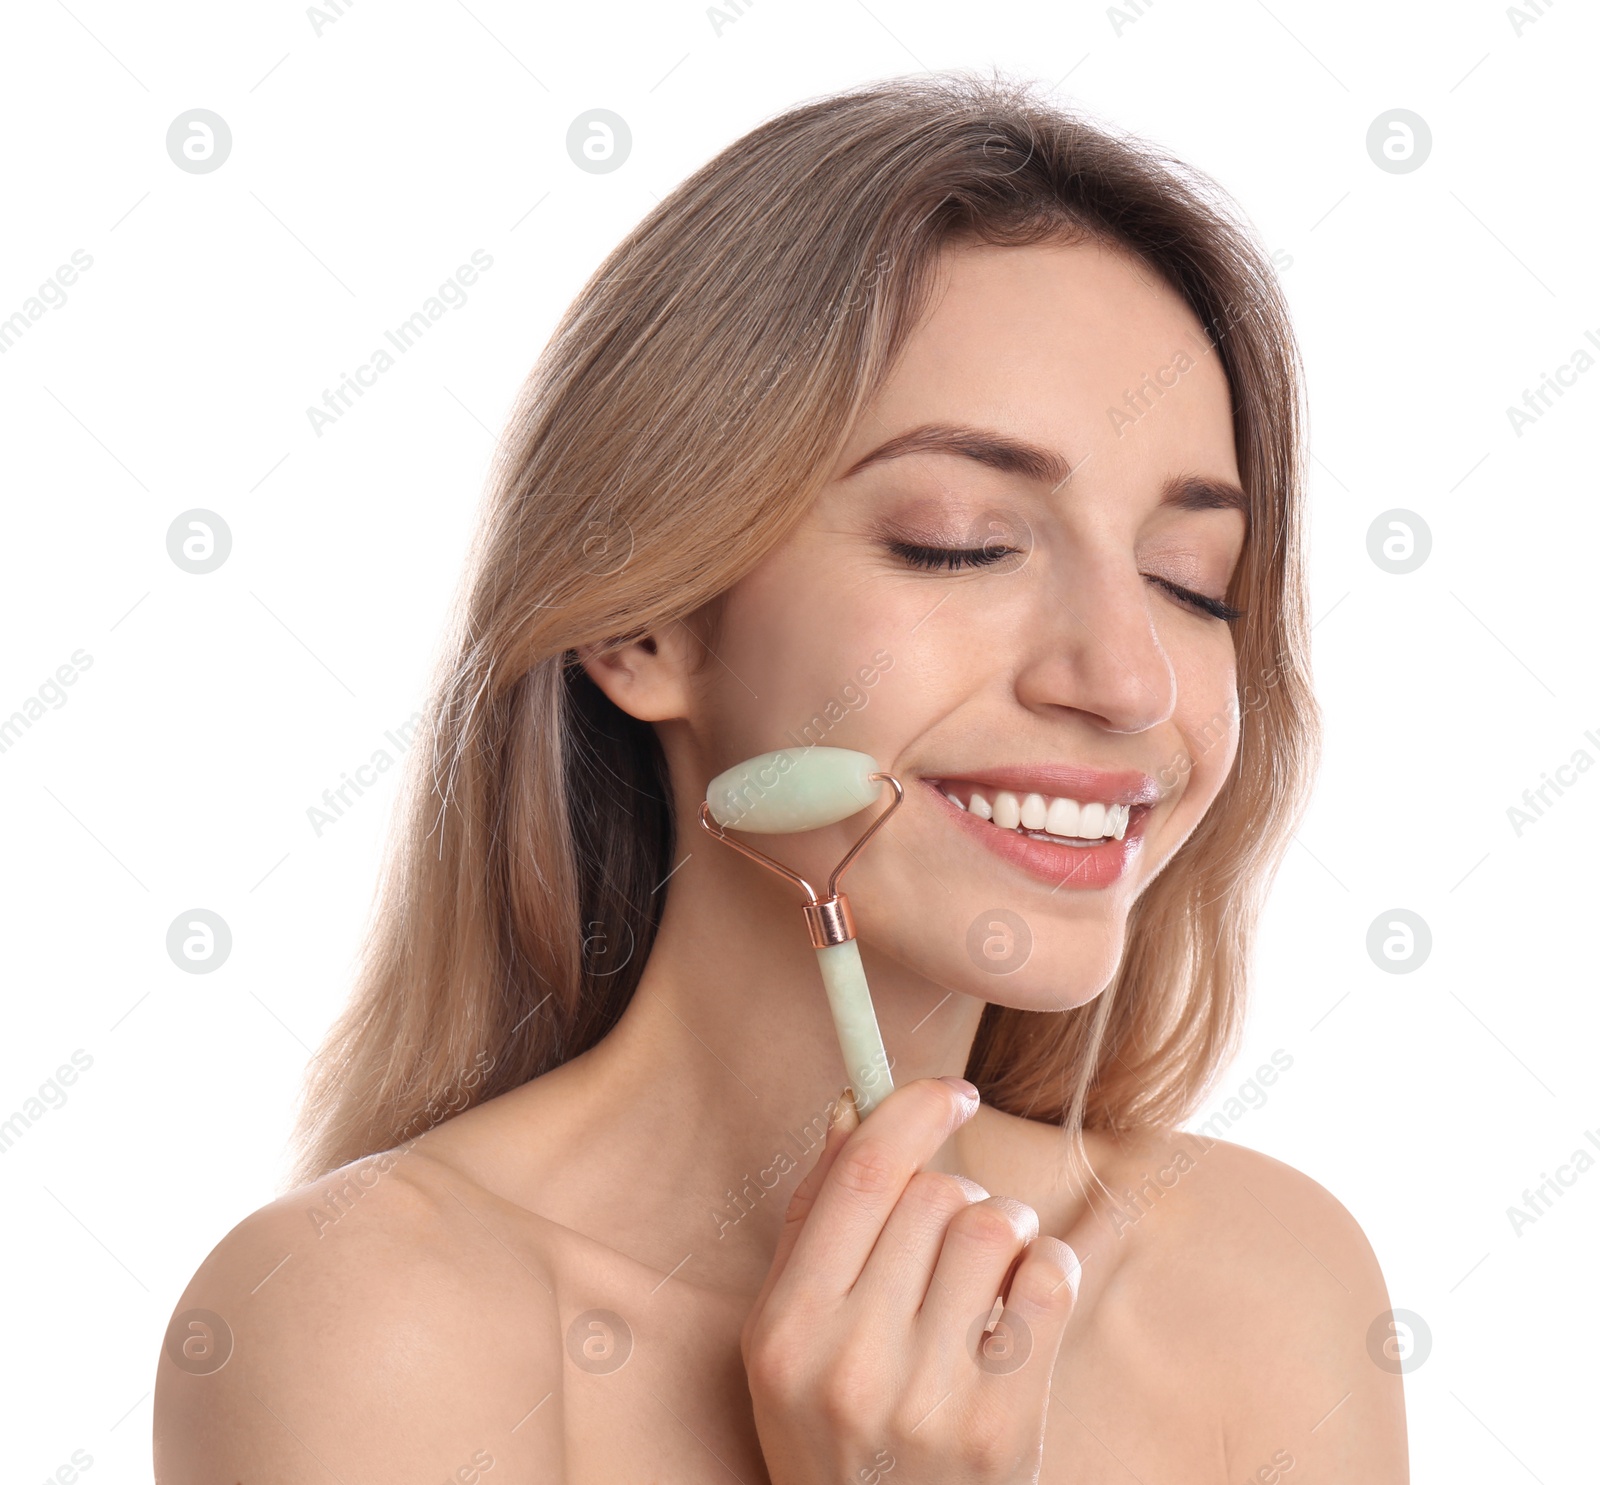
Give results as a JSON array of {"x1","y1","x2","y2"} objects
[{"x1": 919, "y1": 777, "x2": 1154, "y2": 890}]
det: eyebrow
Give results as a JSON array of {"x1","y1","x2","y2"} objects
[
  {"x1": 842, "y1": 421, "x2": 1074, "y2": 487},
  {"x1": 841, "y1": 421, "x2": 1250, "y2": 527}
]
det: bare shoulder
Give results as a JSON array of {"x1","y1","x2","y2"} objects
[
  {"x1": 1088, "y1": 1127, "x2": 1409, "y2": 1480},
  {"x1": 153, "y1": 1144, "x2": 565, "y2": 1483}
]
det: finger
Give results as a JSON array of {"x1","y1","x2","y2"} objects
[
  {"x1": 769, "y1": 1088, "x2": 859, "y2": 1274},
  {"x1": 1004, "y1": 1236, "x2": 1081, "y2": 1329},
  {"x1": 772, "y1": 1076, "x2": 980, "y2": 1308},
  {"x1": 746, "y1": 1088, "x2": 860, "y2": 1329},
  {"x1": 975, "y1": 1235, "x2": 1081, "y2": 1387},
  {"x1": 913, "y1": 1195, "x2": 1040, "y2": 1347},
  {"x1": 850, "y1": 1169, "x2": 990, "y2": 1322}
]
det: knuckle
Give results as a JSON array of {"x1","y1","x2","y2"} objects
[
  {"x1": 814, "y1": 1370, "x2": 850, "y2": 1426},
  {"x1": 831, "y1": 1135, "x2": 899, "y2": 1199},
  {"x1": 886, "y1": 1391, "x2": 932, "y2": 1440},
  {"x1": 1008, "y1": 1269, "x2": 1070, "y2": 1326},
  {"x1": 744, "y1": 1319, "x2": 808, "y2": 1399},
  {"x1": 903, "y1": 1170, "x2": 978, "y2": 1220},
  {"x1": 958, "y1": 1410, "x2": 1023, "y2": 1475},
  {"x1": 952, "y1": 1199, "x2": 1026, "y2": 1248},
  {"x1": 743, "y1": 1337, "x2": 796, "y2": 1398},
  {"x1": 818, "y1": 1349, "x2": 878, "y2": 1425},
  {"x1": 1006, "y1": 1238, "x2": 1080, "y2": 1326}
]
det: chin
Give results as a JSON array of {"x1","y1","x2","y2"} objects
[
  {"x1": 873, "y1": 906, "x2": 1128, "y2": 1015},
  {"x1": 960, "y1": 916, "x2": 1125, "y2": 1012}
]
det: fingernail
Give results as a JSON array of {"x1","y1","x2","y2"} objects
[
  {"x1": 1060, "y1": 1242, "x2": 1082, "y2": 1302},
  {"x1": 831, "y1": 1087, "x2": 859, "y2": 1135},
  {"x1": 939, "y1": 1075, "x2": 979, "y2": 1102},
  {"x1": 951, "y1": 1174, "x2": 990, "y2": 1202}
]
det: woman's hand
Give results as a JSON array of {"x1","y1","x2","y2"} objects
[{"x1": 740, "y1": 1076, "x2": 1081, "y2": 1485}]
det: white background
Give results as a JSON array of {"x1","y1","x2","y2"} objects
[{"x1": 1, "y1": 0, "x2": 1594, "y2": 1478}]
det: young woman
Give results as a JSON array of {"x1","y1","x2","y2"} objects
[{"x1": 155, "y1": 73, "x2": 1407, "y2": 1482}]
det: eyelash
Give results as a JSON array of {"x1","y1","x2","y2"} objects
[{"x1": 886, "y1": 540, "x2": 1245, "y2": 623}]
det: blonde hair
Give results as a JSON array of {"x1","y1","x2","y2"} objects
[{"x1": 289, "y1": 71, "x2": 1319, "y2": 1186}]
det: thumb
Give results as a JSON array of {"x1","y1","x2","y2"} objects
[{"x1": 744, "y1": 1089, "x2": 859, "y2": 1332}]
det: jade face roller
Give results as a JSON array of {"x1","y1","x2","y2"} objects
[{"x1": 700, "y1": 747, "x2": 903, "y2": 1117}]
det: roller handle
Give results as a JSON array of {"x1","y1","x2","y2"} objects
[{"x1": 814, "y1": 938, "x2": 894, "y2": 1116}]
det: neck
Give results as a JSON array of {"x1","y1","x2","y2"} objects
[{"x1": 535, "y1": 830, "x2": 989, "y2": 1294}]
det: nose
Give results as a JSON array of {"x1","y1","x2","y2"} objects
[{"x1": 1012, "y1": 545, "x2": 1177, "y2": 734}]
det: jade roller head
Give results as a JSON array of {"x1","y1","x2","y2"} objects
[{"x1": 700, "y1": 747, "x2": 903, "y2": 1116}]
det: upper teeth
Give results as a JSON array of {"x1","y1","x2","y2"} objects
[{"x1": 938, "y1": 784, "x2": 1130, "y2": 841}]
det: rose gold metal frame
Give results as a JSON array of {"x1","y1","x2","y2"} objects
[{"x1": 697, "y1": 771, "x2": 904, "y2": 948}]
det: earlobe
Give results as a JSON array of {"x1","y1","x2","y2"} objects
[{"x1": 575, "y1": 625, "x2": 695, "y2": 723}]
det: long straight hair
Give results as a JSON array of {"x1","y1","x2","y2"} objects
[{"x1": 289, "y1": 72, "x2": 1319, "y2": 1186}]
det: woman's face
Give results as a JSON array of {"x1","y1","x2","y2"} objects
[{"x1": 691, "y1": 237, "x2": 1248, "y2": 1009}]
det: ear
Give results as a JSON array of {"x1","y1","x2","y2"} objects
[{"x1": 576, "y1": 622, "x2": 701, "y2": 724}]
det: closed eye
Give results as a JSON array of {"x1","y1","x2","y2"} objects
[
  {"x1": 885, "y1": 539, "x2": 1021, "y2": 571},
  {"x1": 888, "y1": 540, "x2": 1242, "y2": 621},
  {"x1": 1144, "y1": 573, "x2": 1244, "y2": 623}
]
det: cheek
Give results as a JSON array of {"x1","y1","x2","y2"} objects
[
  {"x1": 1171, "y1": 637, "x2": 1241, "y2": 794},
  {"x1": 704, "y1": 556, "x2": 900, "y2": 751}
]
